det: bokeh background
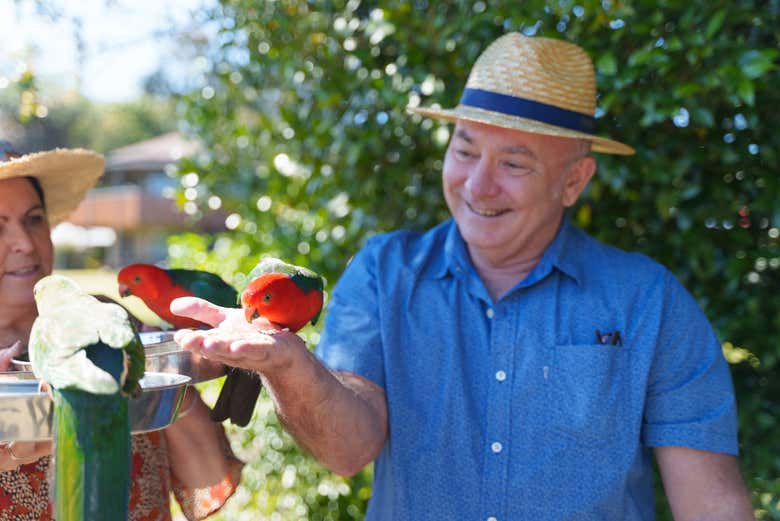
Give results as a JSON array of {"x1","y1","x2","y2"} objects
[{"x1": 2, "y1": 1, "x2": 778, "y2": 519}]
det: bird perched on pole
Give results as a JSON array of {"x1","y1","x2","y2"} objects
[{"x1": 29, "y1": 274, "x2": 145, "y2": 521}]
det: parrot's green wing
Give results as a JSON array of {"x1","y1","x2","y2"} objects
[
  {"x1": 168, "y1": 269, "x2": 239, "y2": 308},
  {"x1": 244, "y1": 257, "x2": 324, "y2": 295}
]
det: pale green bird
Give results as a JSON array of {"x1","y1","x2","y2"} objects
[{"x1": 29, "y1": 274, "x2": 145, "y2": 521}]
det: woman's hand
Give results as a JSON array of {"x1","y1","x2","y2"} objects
[
  {"x1": 0, "y1": 441, "x2": 52, "y2": 471},
  {"x1": 0, "y1": 341, "x2": 53, "y2": 471},
  {"x1": 0, "y1": 340, "x2": 24, "y2": 372}
]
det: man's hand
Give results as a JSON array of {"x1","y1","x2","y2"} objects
[
  {"x1": 171, "y1": 296, "x2": 388, "y2": 476},
  {"x1": 656, "y1": 446, "x2": 754, "y2": 521},
  {"x1": 171, "y1": 296, "x2": 303, "y2": 375}
]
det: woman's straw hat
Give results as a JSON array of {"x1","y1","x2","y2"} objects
[
  {"x1": 410, "y1": 33, "x2": 635, "y2": 155},
  {"x1": 0, "y1": 141, "x2": 105, "y2": 225}
]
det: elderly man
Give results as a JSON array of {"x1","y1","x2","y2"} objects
[{"x1": 173, "y1": 33, "x2": 753, "y2": 520}]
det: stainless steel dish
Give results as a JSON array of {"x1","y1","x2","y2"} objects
[
  {"x1": 13, "y1": 331, "x2": 225, "y2": 384},
  {"x1": 143, "y1": 340, "x2": 225, "y2": 384},
  {"x1": 139, "y1": 331, "x2": 175, "y2": 345},
  {"x1": 0, "y1": 372, "x2": 190, "y2": 442}
]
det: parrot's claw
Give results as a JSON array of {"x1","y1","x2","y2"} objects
[{"x1": 261, "y1": 327, "x2": 290, "y2": 336}]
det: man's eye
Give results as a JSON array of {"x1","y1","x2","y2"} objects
[
  {"x1": 504, "y1": 162, "x2": 532, "y2": 174},
  {"x1": 454, "y1": 149, "x2": 476, "y2": 159}
]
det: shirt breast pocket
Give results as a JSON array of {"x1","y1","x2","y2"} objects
[{"x1": 546, "y1": 343, "x2": 627, "y2": 447}]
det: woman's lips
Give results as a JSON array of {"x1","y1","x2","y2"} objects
[{"x1": 4, "y1": 265, "x2": 40, "y2": 278}]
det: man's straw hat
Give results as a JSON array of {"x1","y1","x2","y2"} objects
[
  {"x1": 410, "y1": 33, "x2": 635, "y2": 155},
  {"x1": 0, "y1": 141, "x2": 105, "y2": 225}
]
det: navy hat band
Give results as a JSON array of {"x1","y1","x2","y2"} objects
[
  {"x1": 459, "y1": 88, "x2": 595, "y2": 134},
  {"x1": 0, "y1": 141, "x2": 21, "y2": 163}
]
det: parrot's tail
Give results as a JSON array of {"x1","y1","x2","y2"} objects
[
  {"x1": 210, "y1": 368, "x2": 262, "y2": 427},
  {"x1": 53, "y1": 389, "x2": 131, "y2": 521}
]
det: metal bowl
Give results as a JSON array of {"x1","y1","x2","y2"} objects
[
  {"x1": 139, "y1": 331, "x2": 175, "y2": 345},
  {"x1": 0, "y1": 372, "x2": 190, "y2": 442},
  {"x1": 143, "y1": 340, "x2": 225, "y2": 384},
  {"x1": 13, "y1": 331, "x2": 225, "y2": 384}
]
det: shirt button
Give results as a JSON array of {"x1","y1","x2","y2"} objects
[
  {"x1": 487, "y1": 517, "x2": 498, "y2": 521},
  {"x1": 486, "y1": 308, "x2": 495, "y2": 319},
  {"x1": 491, "y1": 442, "x2": 503, "y2": 453},
  {"x1": 495, "y1": 370, "x2": 506, "y2": 381}
]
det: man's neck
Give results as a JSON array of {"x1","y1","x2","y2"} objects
[
  {"x1": 469, "y1": 250, "x2": 543, "y2": 301},
  {"x1": 467, "y1": 219, "x2": 562, "y2": 301}
]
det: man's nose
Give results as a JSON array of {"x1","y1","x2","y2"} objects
[{"x1": 464, "y1": 160, "x2": 499, "y2": 199}]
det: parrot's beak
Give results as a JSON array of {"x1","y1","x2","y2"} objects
[
  {"x1": 245, "y1": 306, "x2": 260, "y2": 323},
  {"x1": 118, "y1": 284, "x2": 132, "y2": 298}
]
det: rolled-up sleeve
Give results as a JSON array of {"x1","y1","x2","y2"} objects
[
  {"x1": 315, "y1": 238, "x2": 386, "y2": 389},
  {"x1": 642, "y1": 271, "x2": 739, "y2": 455}
]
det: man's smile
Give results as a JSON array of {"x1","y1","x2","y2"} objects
[{"x1": 465, "y1": 201, "x2": 510, "y2": 217}]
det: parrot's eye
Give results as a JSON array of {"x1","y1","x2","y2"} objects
[
  {"x1": 263, "y1": 293, "x2": 272, "y2": 302},
  {"x1": 133, "y1": 276, "x2": 141, "y2": 284}
]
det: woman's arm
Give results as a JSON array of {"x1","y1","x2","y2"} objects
[
  {"x1": 163, "y1": 389, "x2": 243, "y2": 488},
  {"x1": 162, "y1": 388, "x2": 244, "y2": 520}
]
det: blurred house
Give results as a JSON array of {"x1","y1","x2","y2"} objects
[{"x1": 56, "y1": 132, "x2": 225, "y2": 268}]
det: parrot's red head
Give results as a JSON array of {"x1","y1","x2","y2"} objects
[
  {"x1": 240, "y1": 273, "x2": 323, "y2": 332},
  {"x1": 117, "y1": 264, "x2": 168, "y2": 301}
]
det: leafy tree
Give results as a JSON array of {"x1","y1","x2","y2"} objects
[
  {"x1": 0, "y1": 89, "x2": 176, "y2": 153},
  {"x1": 170, "y1": 1, "x2": 779, "y2": 519}
]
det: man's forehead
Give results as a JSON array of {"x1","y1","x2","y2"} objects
[
  {"x1": 453, "y1": 120, "x2": 586, "y2": 157},
  {"x1": 452, "y1": 122, "x2": 539, "y2": 156}
]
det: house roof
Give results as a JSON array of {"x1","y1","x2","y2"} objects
[{"x1": 106, "y1": 132, "x2": 201, "y2": 172}]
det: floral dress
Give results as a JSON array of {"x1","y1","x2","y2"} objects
[{"x1": 0, "y1": 430, "x2": 243, "y2": 521}]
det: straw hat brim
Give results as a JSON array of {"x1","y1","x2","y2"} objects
[
  {"x1": 410, "y1": 104, "x2": 635, "y2": 156},
  {"x1": 0, "y1": 148, "x2": 105, "y2": 226}
]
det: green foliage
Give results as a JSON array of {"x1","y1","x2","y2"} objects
[
  {"x1": 0, "y1": 88, "x2": 176, "y2": 153},
  {"x1": 177, "y1": 379, "x2": 373, "y2": 521},
  {"x1": 170, "y1": 1, "x2": 779, "y2": 519}
]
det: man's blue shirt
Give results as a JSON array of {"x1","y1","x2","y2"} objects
[{"x1": 315, "y1": 219, "x2": 738, "y2": 521}]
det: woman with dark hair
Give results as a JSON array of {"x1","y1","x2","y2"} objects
[{"x1": 0, "y1": 141, "x2": 243, "y2": 520}]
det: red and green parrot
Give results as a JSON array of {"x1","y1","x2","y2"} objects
[
  {"x1": 116, "y1": 264, "x2": 238, "y2": 329},
  {"x1": 116, "y1": 260, "x2": 323, "y2": 427},
  {"x1": 240, "y1": 257, "x2": 324, "y2": 332},
  {"x1": 116, "y1": 263, "x2": 263, "y2": 426},
  {"x1": 210, "y1": 257, "x2": 324, "y2": 427}
]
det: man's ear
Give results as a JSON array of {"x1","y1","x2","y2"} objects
[{"x1": 561, "y1": 156, "x2": 597, "y2": 207}]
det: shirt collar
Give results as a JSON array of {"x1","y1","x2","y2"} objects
[
  {"x1": 433, "y1": 217, "x2": 584, "y2": 287},
  {"x1": 528, "y1": 217, "x2": 584, "y2": 288},
  {"x1": 433, "y1": 220, "x2": 470, "y2": 279}
]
